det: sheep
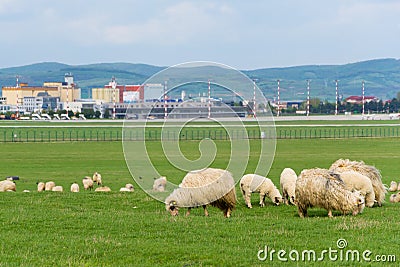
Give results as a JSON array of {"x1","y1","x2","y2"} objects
[
  {"x1": 338, "y1": 171, "x2": 375, "y2": 208},
  {"x1": 120, "y1": 184, "x2": 134, "y2": 192},
  {"x1": 165, "y1": 168, "x2": 237, "y2": 218},
  {"x1": 240, "y1": 174, "x2": 282, "y2": 208},
  {"x1": 398, "y1": 182, "x2": 400, "y2": 191},
  {"x1": 0, "y1": 180, "x2": 16, "y2": 192},
  {"x1": 93, "y1": 172, "x2": 102, "y2": 186},
  {"x1": 52, "y1": 186, "x2": 63, "y2": 192},
  {"x1": 295, "y1": 168, "x2": 365, "y2": 218},
  {"x1": 280, "y1": 168, "x2": 297, "y2": 205},
  {"x1": 95, "y1": 186, "x2": 111, "y2": 192},
  {"x1": 70, "y1": 183, "x2": 79, "y2": 193},
  {"x1": 153, "y1": 176, "x2": 167, "y2": 192},
  {"x1": 82, "y1": 176, "x2": 94, "y2": 190},
  {"x1": 388, "y1": 181, "x2": 398, "y2": 192},
  {"x1": 45, "y1": 181, "x2": 56, "y2": 191},
  {"x1": 390, "y1": 192, "x2": 400, "y2": 203},
  {"x1": 329, "y1": 159, "x2": 386, "y2": 207},
  {"x1": 37, "y1": 182, "x2": 45, "y2": 192}
]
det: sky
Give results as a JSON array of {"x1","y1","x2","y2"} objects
[{"x1": 0, "y1": 0, "x2": 399, "y2": 70}]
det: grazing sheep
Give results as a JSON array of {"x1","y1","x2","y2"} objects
[
  {"x1": 93, "y1": 172, "x2": 102, "y2": 186},
  {"x1": 295, "y1": 168, "x2": 365, "y2": 218},
  {"x1": 338, "y1": 171, "x2": 375, "y2": 208},
  {"x1": 52, "y1": 186, "x2": 63, "y2": 192},
  {"x1": 280, "y1": 168, "x2": 298, "y2": 205},
  {"x1": 390, "y1": 192, "x2": 400, "y2": 203},
  {"x1": 153, "y1": 176, "x2": 167, "y2": 192},
  {"x1": 120, "y1": 183, "x2": 134, "y2": 192},
  {"x1": 45, "y1": 181, "x2": 56, "y2": 191},
  {"x1": 95, "y1": 186, "x2": 111, "y2": 192},
  {"x1": 240, "y1": 174, "x2": 282, "y2": 208},
  {"x1": 37, "y1": 182, "x2": 45, "y2": 192},
  {"x1": 165, "y1": 168, "x2": 237, "y2": 217},
  {"x1": 70, "y1": 183, "x2": 79, "y2": 193},
  {"x1": 329, "y1": 159, "x2": 386, "y2": 207},
  {"x1": 389, "y1": 181, "x2": 398, "y2": 192},
  {"x1": 0, "y1": 180, "x2": 16, "y2": 192},
  {"x1": 82, "y1": 176, "x2": 94, "y2": 190}
]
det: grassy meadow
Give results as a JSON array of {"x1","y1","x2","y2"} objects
[{"x1": 0, "y1": 121, "x2": 400, "y2": 266}]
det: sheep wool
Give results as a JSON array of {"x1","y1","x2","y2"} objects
[
  {"x1": 165, "y1": 168, "x2": 236, "y2": 218},
  {"x1": 280, "y1": 168, "x2": 297, "y2": 205},
  {"x1": 0, "y1": 180, "x2": 16, "y2": 192},
  {"x1": 240, "y1": 174, "x2": 282, "y2": 208},
  {"x1": 70, "y1": 183, "x2": 79, "y2": 193},
  {"x1": 93, "y1": 172, "x2": 102, "y2": 186},
  {"x1": 45, "y1": 181, "x2": 56, "y2": 191},
  {"x1": 389, "y1": 181, "x2": 398, "y2": 192},
  {"x1": 390, "y1": 192, "x2": 400, "y2": 203},
  {"x1": 120, "y1": 184, "x2": 134, "y2": 192},
  {"x1": 329, "y1": 159, "x2": 386, "y2": 206},
  {"x1": 37, "y1": 182, "x2": 45, "y2": 192},
  {"x1": 153, "y1": 176, "x2": 167, "y2": 192},
  {"x1": 95, "y1": 186, "x2": 111, "y2": 192},
  {"x1": 52, "y1": 186, "x2": 63, "y2": 192},
  {"x1": 82, "y1": 177, "x2": 94, "y2": 190},
  {"x1": 295, "y1": 168, "x2": 365, "y2": 218},
  {"x1": 338, "y1": 171, "x2": 376, "y2": 208}
]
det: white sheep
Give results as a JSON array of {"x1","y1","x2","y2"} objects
[
  {"x1": 45, "y1": 181, "x2": 55, "y2": 191},
  {"x1": 37, "y1": 182, "x2": 45, "y2": 192},
  {"x1": 165, "y1": 168, "x2": 237, "y2": 217},
  {"x1": 70, "y1": 183, "x2": 79, "y2": 193},
  {"x1": 330, "y1": 159, "x2": 386, "y2": 207},
  {"x1": 390, "y1": 192, "x2": 400, "y2": 203},
  {"x1": 120, "y1": 183, "x2": 134, "y2": 192},
  {"x1": 82, "y1": 176, "x2": 94, "y2": 190},
  {"x1": 0, "y1": 180, "x2": 16, "y2": 192},
  {"x1": 388, "y1": 181, "x2": 398, "y2": 192},
  {"x1": 95, "y1": 186, "x2": 111, "y2": 192},
  {"x1": 93, "y1": 172, "x2": 102, "y2": 186},
  {"x1": 296, "y1": 168, "x2": 365, "y2": 218},
  {"x1": 52, "y1": 186, "x2": 63, "y2": 192},
  {"x1": 397, "y1": 182, "x2": 400, "y2": 191},
  {"x1": 280, "y1": 168, "x2": 297, "y2": 205},
  {"x1": 153, "y1": 177, "x2": 167, "y2": 192},
  {"x1": 338, "y1": 171, "x2": 376, "y2": 208},
  {"x1": 240, "y1": 174, "x2": 282, "y2": 208}
]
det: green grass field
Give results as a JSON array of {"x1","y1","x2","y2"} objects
[{"x1": 1, "y1": 122, "x2": 400, "y2": 266}]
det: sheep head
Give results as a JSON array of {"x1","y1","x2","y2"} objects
[
  {"x1": 352, "y1": 190, "x2": 365, "y2": 216},
  {"x1": 166, "y1": 200, "x2": 179, "y2": 216}
]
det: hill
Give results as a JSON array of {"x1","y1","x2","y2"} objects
[{"x1": 1, "y1": 59, "x2": 399, "y2": 101}]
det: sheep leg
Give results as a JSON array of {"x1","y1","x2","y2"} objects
[
  {"x1": 186, "y1": 208, "x2": 191, "y2": 216},
  {"x1": 224, "y1": 208, "x2": 232, "y2": 218},
  {"x1": 298, "y1": 206, "x2": 307, "y2": 218},
  {"x1": 328, "y1": 210, "x2": 333, "y2": 218},
  {"x1": 244, "y1": 190, "x2": 252, "y2": 208},
  {"x1": 203, "y1": 205, "x2": 209, "y2": 217},
  {"x1": 259, "y1": 194, "x2": 265, "y2": 207},
  {"x1": 282, "y1": 191, "x2": 288, "y2": 205}
]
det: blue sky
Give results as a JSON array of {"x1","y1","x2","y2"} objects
[{"x1": 0, "y1": 0, "x2": 399, "y2": 69}]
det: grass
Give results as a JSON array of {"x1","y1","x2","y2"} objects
[{"x1": 0, "y1": 129, "x2": 400, "y2": 266}]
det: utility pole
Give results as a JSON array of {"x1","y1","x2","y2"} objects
[
  {"x1": 335, "y1": 80, "x2": 339, "y2": 115},
  {"x1": 277, "y1": 79, "x2": 280, "y2": 117},
  {"x1": 306, "y1": 79, "x2": 310, "y2": 117}
]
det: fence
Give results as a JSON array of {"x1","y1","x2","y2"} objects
[{"x1": 1, "y1": 126, "x2": 400, "y2": 142}]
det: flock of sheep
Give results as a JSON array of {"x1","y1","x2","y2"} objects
[
  {"x1": 388, "y1": 180, "x2": 400, "y2": 203},
  {"x1": 165, "y1": 158, "x2": 389, "y2": 218},
  {"x1": 0, "y1": 172, "x2": 135, "y2": 193}
]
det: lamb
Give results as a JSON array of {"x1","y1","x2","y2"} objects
[
  {"x1": 165, "y1": 168, "x2": 236, "y2": 217},
  {"x1": 82, "y1": 176, "x2": 94, "y2": 190},
  {"x1": 338, "y1": 171, "x2": 375, "y2": 208},
  {"x1": 95, "y1": 186, "x2": 111, "y2": 192},
  {"x1": 329, "y1": 159, "x2": 386, "y2": 206},
  {"x1": 45, "y1": 181, "x2": 55, "y2": 191},
  {"x1": 0, "y1": 180, "x2": 16, "y2": 192},
  {"x1": 390, "y1": 192, "x2": 400, "y2": 203},
  {"x1": 120, "y1": 184, "x2": 134, "y2": 192},
  {"x1": 280, "y1": 168, "x2": 297, "y2": 205},
  {"x1": 37, "y1": 182, "x2": 45, "y2": 192},
  {"x1": 153, "y1": 176, "x2": 167, "y2": 192},
  {"x1": 93, "y1": 172, "x2": 102, "y2": 186},
  {"x1": 70, "y1": 183, "x2": 79, "y2": 193},
  {"x1": 240, "y1": 174, "x2": 282, "y2": 208},
  {"x1": 295, "y1": 168, "x2": 365, "y2": 218},
  {"x1": 388, "y1": 181, "x2": 398, "y2": 192},
  {"x1": 52, "y1": 186, "x2": 63, "y2": 192}
]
